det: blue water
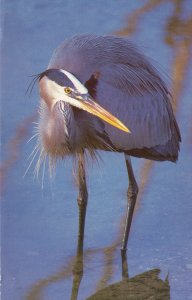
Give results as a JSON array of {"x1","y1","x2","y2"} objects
[{"x1": 1, "y1": 1, "x2": 192, "y2": 299}]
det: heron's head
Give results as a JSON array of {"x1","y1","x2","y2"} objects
[{"x1": 39, "y1": 69, "x2": 130, "y2": 133}]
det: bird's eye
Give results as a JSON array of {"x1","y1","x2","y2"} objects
[{"x1": 64, "y1": 87, "x2": 72, "y2": 94}]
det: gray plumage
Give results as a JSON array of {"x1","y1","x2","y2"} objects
[{"x1": 42, "y1": 34, "x2": 180, "y2": 162}]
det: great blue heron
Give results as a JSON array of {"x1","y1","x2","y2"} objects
[{"x1": 35, "y1": 34, "x2": 181, "y2": 252}]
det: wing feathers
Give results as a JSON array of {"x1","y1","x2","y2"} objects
[{"x1": 95, "y1": 70, "x2": 175, "y2": 151}]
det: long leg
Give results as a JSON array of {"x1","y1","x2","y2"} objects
[
  {"x1": 71, "y1": 151, "x2": 88, "y2": 300},
  {"x1": 121, "y1": 154, "x2": 138, "y2": 251},
  {"x1": 76, "y1": 150, "x2": 88, "y2": 254},
  {"x1": 121, "y1": 248, "x2": 129, "y2": 279}
]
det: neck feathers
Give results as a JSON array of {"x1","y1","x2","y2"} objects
[{"x1": 38, "y1": 101, "x2": 76, "y2": 157}]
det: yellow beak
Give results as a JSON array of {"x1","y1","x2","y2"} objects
[
  {"x1": 72, "y1": 96, "x2": 131, "y2": 133},
  {"x1": 81, "y1": 99, "x2": 130, "y2": 133}
]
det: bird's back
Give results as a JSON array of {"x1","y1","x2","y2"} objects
[{"x1": 48, "y1": 34, "x2": 181, "y2": 162}]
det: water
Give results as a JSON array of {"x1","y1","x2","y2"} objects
[{"x1": 1, "y1": 1, "x2": 192, "y2": 299}]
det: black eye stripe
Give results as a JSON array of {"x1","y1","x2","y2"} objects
[{"x1": 40, "y1": 69, "x2": 76, "y2": 90}]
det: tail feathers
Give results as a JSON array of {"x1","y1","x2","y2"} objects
[
  {"x1": 126, "y1": 144, "x2": 177, "y2": 162},
  {"x1": 126, "y1": 131, "x2": 180, "y2": 162}
]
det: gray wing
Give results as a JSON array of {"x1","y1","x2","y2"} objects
[{"x1": 94, "y1": 63, "x2": 179, "y2": 152}]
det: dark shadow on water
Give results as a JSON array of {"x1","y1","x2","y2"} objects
[
  {"x1": 26, "y1": 245, "x2": 170, "y2": 300},
  {"x1": 86, "y1": 269, "x2": 170, "y2": 300},
  {"x1": 87, "y1": 249, "x2": 170, "y2": 300}
]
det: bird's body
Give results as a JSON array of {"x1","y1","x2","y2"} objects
[
  {"x1": 36, "y1": 34, "x2": 181, "y2": 252},
  {"x1": 39, "y1": 35, "x2": 180, "y2": 164}
]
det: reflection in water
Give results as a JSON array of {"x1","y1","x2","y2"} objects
[
  {"x1": 2, "y1": 0, "x2": 191, "y2": 299},
  {"x1": 26, "y1": 243, "x2": 170, "y2": 300},
  {"x1": 87, "y1": 269, "x2": 170, "y2": 300},
  {"x1": 25, "y1": 247, "x2": 111, "y2": 300},
  {"x1": 25, "y1": 257, "x2": 74, "y2": 300}
]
